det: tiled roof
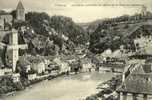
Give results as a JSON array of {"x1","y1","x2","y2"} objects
[
  {"x1": 142, "y1": 64, "x2": 152, "y2": 73},
  {"x1": 129, "y1": 64, "x2": 152, "y2": 74},
  {"x1": 80, "y1": 57, "x2": 91, "y2": 64},
  {"x1": 117, "y1": 74, "x2": 152, "y2": 95},
  {"x1": 117, "y1": 64, "x2": 152, "y2": 95},
  {"x1": 131, "y1": 64, "x2": 145, "y2": 74},
  {"x1": 60, "y1": 55, "x2": 78, "y2": 62},
  {"x1": 19, "y1": 55, "x2": 45, "y2": 65}
]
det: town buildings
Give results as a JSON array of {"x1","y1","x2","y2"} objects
[
  {"x1": 12, "y1": 73, "x2": 20, "y2": 83},
  {"x1": 0, "y1": 1, "x2": 27, "y2": 74},
  {"x1": 0, "y1": 1, "x2": 25, "y2": 30},
  {"x1": 117, "y1": 64, "x2": 152, "y2": 100},
  {"x1": 19, "y1": 55, "x2": 46, "y2": 74},
  {"x1": 32, "y1": 61, "x2": 45, "y2": 74},
  {"x1": 81, "y1": 57, "x2": 94, "y2": 72},
  {"x1": 0, "y1": 11, "x2": 12, "y2": 30},
  {"x1": 6, "y1": 29, "x2": 28, "y2": 72},
  {"x1": 28, "y1": 73, "x2": 36, "y2": 81},
  {"x1": 53, "y1": 57, "x2": 70, "y2": 73}
]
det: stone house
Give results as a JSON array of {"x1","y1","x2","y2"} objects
[
  {"x1": 4, "y1": 68, "x2": 12, "y2": 74},
  {"x1": 18, "y1": 56, "x2": 32, "y2": 74},
  {"x1": 117, "y1": 64, "x2": 152, "y2": 100},
  {"x1": 60, "y1": 61, "x2": 70, "y2": 73},
  {"x1": 21, "y1": 64, "x2": 31, "y2": 73},
  {"x1": 28, "y1": 73, "x2": 36, "y2": 81},
  {"x1": 99, "y1": 67, "x2": 111, "y2": 72},
  {"x1": 12, "y1": 73, "x2": 20, "y2": 83},
  {"x1": 0, "y1": 1, "x2": 25, "y2": 30},
  {"x1": 63, "y1": 55, "x2": 77, "y2": 64},
  {"x1": 31, "y1": 62, "x2": 45, "y2": 74},
  {"x1": 47, "y1": 62, "x2": 59, "y2": 76},
  {"x1": 0, "y1": 12, "x2": 12, "y2": 30},
  {"x1": 53, "y1": 57, "x2": 70, "y2": 73},
  {"x1": 99, "y1": 63, "x2": 124, "y2": 73},
  {"x1": 80, "y1": 57, "x2": 94, "y2": 72},
  {"x1": 0, "y1": 69, "x2": 5, "y2": 76},
  {"x1": 19, "y1": 55, "x2": 46, "y2": 74}
]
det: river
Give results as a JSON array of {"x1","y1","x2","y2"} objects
[{"x1": 1, "y1": 72, "x2": 115, "y2": 100}]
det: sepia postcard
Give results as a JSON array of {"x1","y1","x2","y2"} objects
[{"x1": 0, "y1": 0, "x2": 152, "y2": 100}]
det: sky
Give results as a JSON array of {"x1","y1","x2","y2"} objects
[{"x1": 0, "y1": 0, "x2": 152, "y2": 23}]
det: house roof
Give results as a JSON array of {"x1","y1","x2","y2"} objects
[
  {"x1": 117, "y1": 74, "x2": 152, "y2": 95},
  {"x1": 142, "y1": 64, "x2": 152, "y2": 73},
  {"x1": 117, "y1": 64, "x2": 152, "y2": 95},
  {"x1": 60, "y1": 54, "x2": 77, "y2": 61},
  {"x1": 16, "y1": 1, "x2": 24, "y2": 10},
  {"x1": 18, "y1": 56, "x2": 31, "y2": 67},
  {"x1": 129, "y1": 64, "x2": 152, "y2": 74},
  {"x1": 19, "y1": 55, "x2": 45, "y2": 65},
  {"x1": 80, "y1": 57, "x2": 91, "y2": 64},
  {"x1": 146, "y1": 58, "x2": 152, "y2": 63}
]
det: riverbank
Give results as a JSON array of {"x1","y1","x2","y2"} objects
[
  {"x1": 85, "y1": 75, "x2": 122, "y2": 100},
  {"x1": 1, "y1": 72, "x2": 114, "y2": 100},
  {"x1": 0, "y1": 72, "x2": 66, "y2": 97},
  {"x1": 0, "y1": 71, "x2": 83, "y2": 97}
]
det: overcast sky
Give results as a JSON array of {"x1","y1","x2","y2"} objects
[{"x1": 0, "y1": 0, "x2": 152, "y2": 23}]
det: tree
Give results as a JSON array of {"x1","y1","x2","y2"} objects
[
  {"x1": 26, "y1": 12, "x2": 51, "y2": 36},
  {"x1": 10, "y1": 10, "x2": 16, "y2": 19}
]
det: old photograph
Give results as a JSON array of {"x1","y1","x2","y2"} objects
[{"x1": 0, "y1": 0, "x2": 152, "y2": 100}]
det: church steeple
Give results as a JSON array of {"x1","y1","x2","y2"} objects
[
  {"x1": 16, "y1": 1, "x2": 24, "y2": 10},
  {"x1": 16, "y1": 1, "x2": 25, "y2": 21}
]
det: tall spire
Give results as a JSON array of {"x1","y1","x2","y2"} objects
[
  {"x1": 16, "y1": 1, "x2": 25, "y2": 21},
  {"x1": 16, "y1": 1, "x2": 24, "y2": 10}
]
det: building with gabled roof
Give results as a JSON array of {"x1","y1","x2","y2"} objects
[
  {"x1": 0, "y1": 11, "x2": 12, "y2": 30},
  {"x1": 117, "y1": 63, "x2": 152, "y2": 100},
  {"x1": 0, "y1": 1, "x2": 25, "y2": 30}
]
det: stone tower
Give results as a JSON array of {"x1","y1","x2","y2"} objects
[
  {"x1": 16, "y1": 1, "x2": 25, "y2": 21},
  {"x1": 6, "y1": 29, "x2": 28, "y2": 72}
]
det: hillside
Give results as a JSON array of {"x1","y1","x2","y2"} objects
[
  {"x1": 86, "y1": 12, "x2": 152, "y2": 34},
  {"x1": 88, "y1": 13, "x2": 152, "y2": 54},
  {"x1": 0, "y1": 12, "x2": 90, "y2": 57},
  {"x1": 3, "y1": 11, "x2": 152, "y2": 56},
  {"x1": 25, "y1": 12, "x2": 89, "y2": 45},
  {"x1": 9, "y1": 12, "x2": 89, "y2": 56},
  {"x1": 78, "y1": 19, "x2": 104, "y2": 33}
]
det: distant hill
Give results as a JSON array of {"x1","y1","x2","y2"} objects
[
  {"x1": 49, "y1": 15, "x2": 89, "y2": 45},
  {"x1": 78, "y1": 19, "x2": 104, "y2": 33},
  {"x1": 88, "y1": 12, "x2": 152, "y2": 54},
  {"x1": 2, "y1": 11, "x2": 152, "y2": 56},
  {"x1": 25, "y1": 12, "x2": 89, "y2": 45}
]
